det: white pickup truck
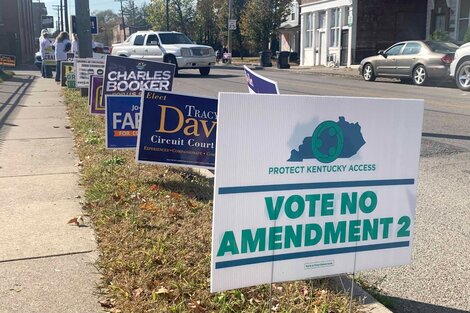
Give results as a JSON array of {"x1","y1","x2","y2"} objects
[{"x1": 111, "y1": 31, "x2": 216, "y2": 76}]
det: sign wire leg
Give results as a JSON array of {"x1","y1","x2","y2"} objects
[
  {"x1": 132, "y1": 163, "x2": 141, "y2": 226},
  {"x1": 349, "y1": 206, "x2": 361, "y2": 313},
  {"x1": 268, "y1": 219, "x2": 277, "y2": 312}
]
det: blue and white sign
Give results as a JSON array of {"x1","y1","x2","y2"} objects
[
  {"x1": 211, "y1": 93, "x2": 424, "y2": 292},
  {"x1": 102, "y1": 56, "x2": 175, "y2": 105},
  {"x1": 105, "y1": 95, "x2": 141, "y2": 149},
  {"x1": 243, "y1": 65, "x2": 279, "y2": 94},
  {"x1": 136, "y1": 90, "x2": 217, "y2": 169},
  {"x1": 70, "y1": 15, "x2": 98, "y2": 35}
]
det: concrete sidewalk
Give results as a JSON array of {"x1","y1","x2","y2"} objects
[{"x1": 0, "y1": 72, "x2": 101, "y2": 312}]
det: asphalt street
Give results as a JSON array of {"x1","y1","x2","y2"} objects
[{"x1": 174, "y1": 66, "x2": 470, "y2": 313}]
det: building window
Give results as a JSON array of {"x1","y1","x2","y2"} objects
[
  {"x1": 459, "y1": 0, "x2": 470, "y2": 40},
  {"x1": 305, "y1": 13, "x2": 313, "y2": 48},
  {"x1": 330, "y1": 8, "x2": 340, "y2": 47},
  {"x1": 318, "y1": 11, "x2": 326, "y2": 29}
]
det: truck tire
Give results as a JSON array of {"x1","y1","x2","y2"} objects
[
  {"x1": 199, "y1": 67, "x2": 210, "y2": 76},
  {"x1": 165, "y1": 55, "x2": 179, "y2": 76}
]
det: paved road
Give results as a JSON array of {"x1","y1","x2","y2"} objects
[{"x1": 175, "y1": 66, "x2": 470, "y2": 313}]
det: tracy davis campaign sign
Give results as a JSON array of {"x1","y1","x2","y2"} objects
[
  {"x1": 101, "y1": 56, "x2": 175, "y2": 105},
  {"x1": 106, "y1": 95, "x2": 141, "y2": 149},
  {"x1": 211, "y1": 93, "x2": 424, "y2": 292},
  {"x1": 89, "y1": 75, "x2": 104, "y2": 115},
  {"x1": 136, "y1": 90, "x2": 217, "y2": 169},
  {"x1": 243, "y1": 65, "x2": 279, "y2": 94}
]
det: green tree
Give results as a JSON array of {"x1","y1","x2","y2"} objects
[
  {"x1": 146, "y1": 0, "x2": 195, "y2": 36},
  {"x1": 194, "y1": 0, "x2": 219, "y2": 46},
  {"x1": 239, "y1": 0, "x2": 290, "y2": 52},
  {"x1": 122, "y1": 0, "x2": 149, "y2": 30},
  {"x1": 93, "y1": 10, "x2": 120, "y2": 46}
]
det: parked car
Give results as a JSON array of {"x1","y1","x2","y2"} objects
[
  {"x1": 359, "y1": 40, "x2": 459, "y2": 85},
  {"x1": 450, "y1": 42, "x2": 470, "y2": 91},
  {"x1": 111, "y1": 31, "x2": 216, "y2": 76}
]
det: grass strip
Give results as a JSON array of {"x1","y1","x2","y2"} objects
[
  {"x1": 64, "y1": 88, "x2": 359, "y2": 312},
  {"x1": 0, "y1": 69, "x2": 13, "y2": 82}
]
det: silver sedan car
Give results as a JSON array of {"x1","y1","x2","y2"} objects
[{"x1": 358, "y1": 40, "x2": 459, "y2": 85}]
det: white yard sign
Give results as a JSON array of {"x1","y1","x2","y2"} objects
[
  {"x1": 74, "y1": 58, "x2": 105, "y2": 88},
  {"x1": 210, "y1": 93, "x2": 424, "y2": 292}
]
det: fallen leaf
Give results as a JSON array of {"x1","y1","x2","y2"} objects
[
  {"x1": 149, "y1": 184, "x2": 159, "y2": 191},
  {"x1": 188, "y1": 300, "x2": 205, "y2": 312},
  {"x1": 156, "y1": 286, "x2": 169, "y2": 294},
  {"x1": 187, "y1": 200, "x2": 196, "y2": 208},
  {"x1": 170, "y1": 192, "x2": 181, "y2": 200},
  {"x1": 99, "y1": 299, "x2": 115, "y2": 308},
  {"x1": 140, "y1": 202, "x2": 156, "y2": 211},
  {"x1": 133, "y1": 287, "x2": 144, "y2": 298},
  {"x1": 67, "y1": 216, "x2": 83, "y2": 226},
  {"x1": 65, "y1": 125, "x2": 71, "y2": 129},
  {"x1": 53, "y1": 125, "x2": 59, "y2": 128}
]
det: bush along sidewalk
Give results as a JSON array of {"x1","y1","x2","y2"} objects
[
  {"x1": 64, "y1": 88, "x2": 360, "y2": 312},
  {"x1": 0, "y1": 69, "x2": 13, "y2": 82}
]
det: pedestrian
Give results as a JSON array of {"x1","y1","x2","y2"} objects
[
  {"x1": 53, "y1": 31, "x2": 71, "y2": 82},
  {"x1": 72, "y1": 33, "x2": 79, "y2": 57},
  {"x1": 39, "y1": 29, "x2": 53, "y2": 78}
]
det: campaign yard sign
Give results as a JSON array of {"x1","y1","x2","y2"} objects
[
  {"x1": 61, "y1": 61, "x2": 75, "y2": 87},
  {"x1": 136, "y1": 90, "x2": 217, "y2": 169},
  {"x1": 243, "y1": 65, "x2": 279, "y2": 94},
  {"x1": 0, "y1": 54, "x2": 16, "y2": 67},
  {"x1": 89, "y1": 75, "x2": 104, "y2": 115},
  {"x1": 106, "y1": 95, "x2": 141, "y2": 149},
  {"x1": 43, "y1": 47, "x2": 55, "y2": 66},
  {"x1": 210, "y1": 93, "x2": 424, "y2": 292},
  {"x1": 101, "y1": 56, "x2": 175, "y2": 105},
  {"x1": 74, "y1": 58, "x2": 105, "y2": 88}
]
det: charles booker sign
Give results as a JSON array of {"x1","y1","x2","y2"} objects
[
  {"x1": 102, "y1": 56, "x2": 175, "y2": 104},
  {"x1": 136, "y1": 90, "x2": 217, "y2": 169},
  {"x1": 211, "y1": 93, "x2": 424, "y2": 292}
]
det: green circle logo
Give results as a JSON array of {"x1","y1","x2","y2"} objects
[{"x1": 311, "y1": 121, "x2": 344, "y2": 163}]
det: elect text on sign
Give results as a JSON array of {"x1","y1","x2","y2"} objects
[
  {"x1": 211, "y1": 93, "x2": 423, "y2": 292},
  {"x1": 102, "y1": 56, "x2": 175, "y2": 105}
]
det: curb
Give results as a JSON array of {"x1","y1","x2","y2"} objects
[
  {"x1": 214, "y1": 63, "x2": 362, "y2": 79},
  {"x1": 331, "y1": 275, "x2": 393, "y2": 313}
]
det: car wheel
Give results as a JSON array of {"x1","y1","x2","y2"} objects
[
  {"x1": 199, "y1": 67, "x2": 210, "y2": 76},
  {"x1": 362, "y1": 63, "x2": 376, "y2": 81},
  {"x1": 455, "y1": 60, "x2": 470, "y2": 91},
  {"x1": 413, "y1": 65, "x2": 427, "y2": 86},
  {"x1": 165, "y1": 55, "x2": 179, "y2": 76}
]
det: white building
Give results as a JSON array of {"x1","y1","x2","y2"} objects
[
  {"x1": 278, "y1": 0, "x2": 300, "y2": 55},
  {"x1": 300, "y1": 0, "x2": 355, "y2": 67}
]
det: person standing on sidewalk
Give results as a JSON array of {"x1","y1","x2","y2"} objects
[
  {"x1": 53, "y1": 32, "x2": 71, "y2": 82},
  {"x1": 39, "y1": 29, "x2": 53, "y2": 78},
  {"x1": 72, "y1": 33, "x2": 79, "y2": 57}
]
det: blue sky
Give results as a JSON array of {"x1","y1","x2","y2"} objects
[{"x1": 41, "y1": 0, "x2": 148, "y2": 31}]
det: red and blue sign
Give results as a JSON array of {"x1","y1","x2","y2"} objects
[
  {"x1": 136, "y1": 90, "x2": 218, "y2": 169},
  {"x1": 105, "y1": 95, "x2": 141, "y2": 149}
]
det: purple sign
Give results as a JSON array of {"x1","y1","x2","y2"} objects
[
  {"x1": 243, "y1": 65, "x2": 280, "y2": 94},
  {"x1": 88, "y1": 75, "x2": 104, "y2": 115}
]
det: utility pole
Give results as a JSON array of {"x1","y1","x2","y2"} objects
[
  {"x1": 64, "y1": 0, "x2": 69, "y2": 33},
  {"x1": 60, "y1": 0, "x2": 64, "y2": 31},
  {"x1": 52, "y1": 5, "x2": 61, "y2": 31},
  {"x1": 116, "y1": 0, "x2": 127, "y2": 40},
  {"x1": 228, "y1": 0, "x2": 232, "y2": 54},
  {"x1": 75, "y1": 0, "x2": 93, "y2": 96}
]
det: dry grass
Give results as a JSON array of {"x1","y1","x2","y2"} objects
[{"x1": 64, "y1": 89, "x2": 359, "y2": 313}]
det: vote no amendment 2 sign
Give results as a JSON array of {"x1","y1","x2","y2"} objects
[{"x1": 210, "y1": 93, "x2": 424, "y2": 292}]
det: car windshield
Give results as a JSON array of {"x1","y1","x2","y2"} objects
[
  {"x1": 424, "y1": 41, "x2": 459, "y2": 53},
  {"x1": 159, "y1": 33, "x2": 193, "y2": 45}
]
